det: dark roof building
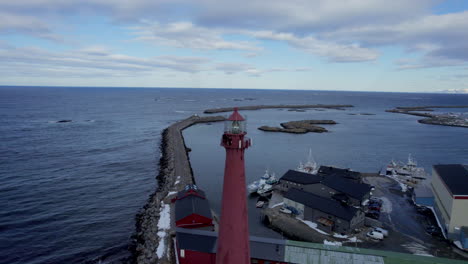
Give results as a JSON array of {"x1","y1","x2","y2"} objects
[
  {"x1": 318, "y1": 165, "x2": 361, "y2": 181},
  {"x1": 280, "y1": 170, "x2": 322, "y2": 184},
  {"x1": 322, "y1": 176, "x2": 372, "y2": 201},
  {"x1": 176, "y1": 228, "x2": 286, "y2": 264},
  {"x1": 284, "y1": 188, "x2": 358, "y2": 221},
  {"x1": 278, "y1": 169, "x2": 372, "y2": 204},
  {"x1": 175, "y1": 185, "x2": 213, "y2": 229},
  {"x1": 433, "y1": 164, "x2": 468, "y2": 196}
]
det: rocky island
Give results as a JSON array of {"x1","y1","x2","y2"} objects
[
  {"x1": 259, "y1": 120, "x2": 337, "y2": 134},
  {"x1": 386, "y1": 105, "x2": 468, "y2": 128}
]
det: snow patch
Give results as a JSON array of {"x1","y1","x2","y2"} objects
[
  {"x1": 270, "y1": 202, "x2": 284, "y2": 208},
  {"x1": 346, "y1": 237, "x2": 362, "y2": 243},
  {"x1": 297, "y1": 218, "x2": 329, "y2": 235},
  {"x1": 402, "y1": 242, "x2": 433, "y2": 257},
  {"x1": 323, "y1": 240, "x2": 342, "y2": 246},
  {"x1": 167, "y1": 191, "x2": 178, "y2": 197},
  {"x1": 333, "y1": 233, "x2": 348, "y2": 238},
  {"x1": 174, "y1": 176, "x2": 181, "y2": 186},
  {"x1": 399, "y1": 182, "x2": 408, "y2": 192},
  {"x1": 156, "y1": 202, "x2": 171, "y2": 259}
]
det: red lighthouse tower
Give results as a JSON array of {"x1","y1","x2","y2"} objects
[{"x1": 216, "y1": 108, "x2": 251, "y2": 264}]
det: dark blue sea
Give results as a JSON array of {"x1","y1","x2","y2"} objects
[{"x1": 0, "y1": 86, "x2": 467, "y2": 264}]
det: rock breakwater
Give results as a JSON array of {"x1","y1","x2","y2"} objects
[
  {"x1": 129, "y1": 115, "x2": 225, "y2": 264},
  {"x1": 204, "y1": 104, "x2": 353, "y2": 114}
]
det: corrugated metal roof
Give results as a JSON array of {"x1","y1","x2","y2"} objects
[
  {"x1": 322, "y1": 176, "x2": 372, "y2": 200},
  {"x1": 285, "y1": 240, "x2": 468, "y2": 264},
  {"x1": 284, "y1": 188, "x2": 358, "y2": 221},
  {"x1": 280, "y1": 170, "x2": 323, "y2": 184}
]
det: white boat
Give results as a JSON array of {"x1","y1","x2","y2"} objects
[
  {"x1": 257, "y1": 183, "x2": 273, "y2": 196},
  {"x1": 266, "y1": 172, "x2": 278, "y2": 185},
  {"x1": 248, "y1": 169, "x2": 276, "y2": 194},
  {"x1": 381, "y1": 154, "x2": 427, "y2": 188},
  {"x1": 248, "y1": 181, "x2": 261, "y2": 193},
  {"x1": 296, "y1": 149, "x2": 318, "y2": 174}
]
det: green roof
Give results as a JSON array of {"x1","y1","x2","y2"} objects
[{"x1": 285, "y1": 240, "x2": 467, "y2": 264}]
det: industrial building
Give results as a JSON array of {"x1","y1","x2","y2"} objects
[
  {"x1": 278, "y1": 170, "x2": 372, "y2": 206},
  {"x1": 283, "y1": 188, "x2": 365, "y2": 233},
  {"x1": 431, "y1": 164, "x2": 468, "y2": 245}
]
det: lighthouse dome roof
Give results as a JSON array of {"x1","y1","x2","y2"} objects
[{"x1": 227, "y1": 107, "x2": 245, "y2": 121}]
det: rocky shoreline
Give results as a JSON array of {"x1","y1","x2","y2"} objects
[
  {"x1": 386, "y1": 105, "x2": 468, "y2": 128},
  {"x1": 204, "y1": 104, "x2": 353, "y2": 114},
  {"x1": 259, "y1": 120, "x2": 337, "y2": 134},
  {"x1": 128, "y1": 115, "x2": 225, "y2": 264}
]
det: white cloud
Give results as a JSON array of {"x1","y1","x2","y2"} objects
[
  {"x1": 0, "y1": 12, "x2": 61, "y2": 41},
  {"x1": 131, "y1": 21, "x2": 261, "y2": 51},
  {"x1": 1, "y1": 0, "x2": 466, "y2": 69},
  {"x1": 0, "y1": 45, "x2": 211, "y2": 78},
  {"x1": 321, "y1": 11, "x2": 468, "y2": 68},
  {"x1": 249, "y1": 30, "x2": 379, "y2": 62}
]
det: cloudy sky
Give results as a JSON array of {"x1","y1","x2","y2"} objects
[{"x1": 1, "y1": 0, "x2": 468, "y2": 92}]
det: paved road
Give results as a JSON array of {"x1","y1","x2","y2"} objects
[{"x1": 363, "y1": 176, "x2": 466, "y2": 260}]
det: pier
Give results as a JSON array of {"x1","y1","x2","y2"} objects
[{"x1": 131, "y1": 115, "x2": 225, "y2": 264}]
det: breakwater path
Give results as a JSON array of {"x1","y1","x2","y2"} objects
[{"x1": 130, "y1": 115, "x2": 225, "y2": 264}]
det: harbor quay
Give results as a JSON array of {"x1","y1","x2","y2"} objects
[{"x1": 130, "y1": 107, "x2": 467, "y2": 264}]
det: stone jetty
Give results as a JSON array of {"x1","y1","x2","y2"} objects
[
  {"x1": 204, "y1": 104, "x2": 353, "y2": 114},
  {"x1": 129, "y1": 115, "x2": 225, "y2": 264},
  {"x1": 259, "y1": 120, "x2": 337, "y2": 134}
]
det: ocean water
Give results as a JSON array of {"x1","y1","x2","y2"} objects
[{"x1": 0, "y1": 87, "x2": 467, "y2": 263}]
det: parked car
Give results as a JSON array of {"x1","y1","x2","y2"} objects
[
  {"x1": 366, "y1": 210, "x2": 380, "y2": 220},
  {"x1": 279, "y1": 207, "x2": 292, "y2": 214},
  {"x1": 366, "y1": 231, "x2": 384, "y2": 240},
  {"x1": 370, "y1": 197, "x2": 383, "y2": 205},
  {"x1": 373, "y1": 227, "x2": 389, "y2": 237}
]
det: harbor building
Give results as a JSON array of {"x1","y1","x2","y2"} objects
[
  {"x1": 278, "y1": 170, "x2": 372, "y2": 206},
  {"x1": 174, "y1": 184, "x2": 214, "y2": 230},
  {"x1": 174, "y1": 228, "x2": 467, "y2": 264},
  {"x1": 431, "y1": 164, "x2": 468, "y2": 243},
  {"x1": 283, "y1": 188, "x2": 365, "y2": 233}
]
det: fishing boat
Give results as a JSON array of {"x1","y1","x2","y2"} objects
[
  {"x1": 248, "y1": 169, "x2": 276, "y2": 194},
  {"x1": 381, "y1": 154, "x2": 427, "y2": 188},
  {"x1": 296, "y1": 149, "x2": 318, "y2": 174}
]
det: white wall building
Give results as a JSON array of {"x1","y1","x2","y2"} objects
[{"x1": 431, "y1": 164, "x2": 468, "y2": 241}]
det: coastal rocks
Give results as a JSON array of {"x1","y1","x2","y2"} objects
[
  {"x1": 56, "y1": 120, "x2": 72, "y2": 123},
  {"x1": 386, "y1": 105, "x2": 468, "y2": 128},
  {"x1": 204, "y1": 104, "x2": 353, "y2": 114},
  {"x1": 259, "y1": 120, "x2": 337, "y2": 134}
]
